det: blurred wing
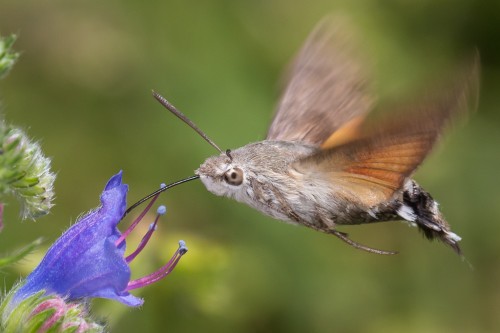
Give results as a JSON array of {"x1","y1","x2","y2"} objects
[
  {"x1": 294, "y1": 61, "x2": 479, "y2": 207},
  {"x1": 267, "y1": 17, "x2": 373, "y2": 146}
]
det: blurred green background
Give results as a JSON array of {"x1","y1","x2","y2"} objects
[{"x1": 1, "y1": 0, "x2": 499, "y2": 332}]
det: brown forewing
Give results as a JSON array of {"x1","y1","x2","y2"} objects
[
  {"x1": 294, "y1": 61, "x2": 478, "y2": 207},
  {"x1": 267, "y1": 17, "x2": 374, "y2": 146}
]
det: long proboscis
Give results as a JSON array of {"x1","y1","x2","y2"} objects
[
  {"x1": 124, "y1": 175, "x2": 200, "y2": 217},
  {"x1": 152, "y1": 90, "x2": 223, "y2": 154}
]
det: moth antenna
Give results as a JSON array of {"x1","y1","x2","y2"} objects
[
  {"x1": 152, "y1": 90, "x2": 223, "y2": 154},
  {"x1": 124, "y1": 175, "x2": 200, "y2": 218},
  {"x1": 330, "y1": 230, "x2": 398, "y2": 255}
]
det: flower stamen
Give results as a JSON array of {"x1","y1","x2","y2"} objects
[
  {"x1": 115, "y1": 183, "x2": 166, "y2": 246},
  {"x1": 125, "y1": 205, "x2": 166, "y2": 263},
  {"x1": 126, "y1": 240, "x2": 187, "y2": 291}
]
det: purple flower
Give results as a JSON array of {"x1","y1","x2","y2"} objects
[{"x1": 12, "y1": 171, "x2": 187, "y2": 308}]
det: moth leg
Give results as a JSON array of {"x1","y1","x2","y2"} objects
[
  {"x1": 250, "y1": 178, "x2": 301, "y2": 222},
  {"x1": 329, "y1": 230, "x2": 399, "y2": 255},
  {"x1": 270, "y1": 186, "x2": 300, "y2": 222},
  {"x1": 250, "y1": 178, "x2": 276, "y2": 208}
]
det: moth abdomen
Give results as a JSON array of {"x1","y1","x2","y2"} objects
[{"x1": 397, "y1": 180, "x2": 462, "y2": 255}]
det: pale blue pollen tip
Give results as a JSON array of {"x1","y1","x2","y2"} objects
[
  {"x1": 157, "y1": 205, "x2": 167, "y2": 215},
  {"x1": 178, "y1": 240, "x2": 188, "y2": 254}
]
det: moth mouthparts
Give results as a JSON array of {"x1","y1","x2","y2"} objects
[{"x1": 124, "y1": 175, "x2": 200, "y2": 217}]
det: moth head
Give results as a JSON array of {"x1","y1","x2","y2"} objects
[{"x1": 196, "y1": 150, "x2": 249, "y2": 198}]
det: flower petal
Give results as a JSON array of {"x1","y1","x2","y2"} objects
[{"x1": 13, "y1": 171, "x2": 135, "y2": 306}]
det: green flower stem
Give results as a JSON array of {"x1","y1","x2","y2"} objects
[{"x1": 0, "y1": 238, "x2": 42, "y2": 269}]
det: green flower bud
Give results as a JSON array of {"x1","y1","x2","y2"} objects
[
  {"x1": 0, "y1": 34, "x2": 19, "y2": 80},
  {"x1": 1, "y1": 286, "x2": 105, "y2": 333},
  {"x1": 0, "y1": 123, "x2": 56, "y2": 220},
  {"x1": 0, "y1": 33, "x2": 56, "y2": 224}
]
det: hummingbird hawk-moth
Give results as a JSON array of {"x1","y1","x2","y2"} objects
[{"x1": 143, "y1": 18, "x2": 478, "y2": 255}]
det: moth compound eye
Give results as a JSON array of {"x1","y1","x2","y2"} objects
[{"x1": 223, "y1": 168, "x2": 244, "y2": 186}]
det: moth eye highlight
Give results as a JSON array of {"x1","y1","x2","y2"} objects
[{"x1": 223, "y1": 168, "x2": 244, "y2": 186}]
